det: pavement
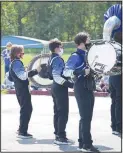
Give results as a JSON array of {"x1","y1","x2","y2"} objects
[{"x1": 1, "y1": 95, "x2": 122, "y2": 152}]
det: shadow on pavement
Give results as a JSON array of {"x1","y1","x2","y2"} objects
[
  {"x1": 17, "y1": 138, "x2": 54, "y2": 144},
  {"x1": 95, "y1": 145, "x2": 114, "y2": 151},
  {"x1": 16, "y1": 138, "x2": 118, "y2": 152},
  {"x1": 17, "y1": 138, "x2": 78, "y2": 151},
  {"x1": 58, "y1": 145, "x2": 78, "y2": 152}
]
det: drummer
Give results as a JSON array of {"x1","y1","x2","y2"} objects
[{"x1": 63, "y1": 32, "x2": 99, "y2": 152}]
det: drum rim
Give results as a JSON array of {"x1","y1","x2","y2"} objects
[{"x1": 27, "y1": 54, "x2": 53, "y2": 88}]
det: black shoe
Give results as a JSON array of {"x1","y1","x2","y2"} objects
[
  {"x1": 112, "y1": 130, "x2": 119, "y2": 135},
  {"x1": 17, "y1": 132, "x2": 33, "y2": 139},
  {"x1": 112, "y1": 129, "x2": 121, "y2": 135},
  {"x1": 117, "y1": 129, "x2": 121, "y2": 134},
  {"x1": 65, "y1": 137, "x2": 75, "y2": 144},
  {"x1": 79, "y1": 145, "x2": 100, "y2": 152},
  {"x1": 54, "y1": 137, "x2": 73, "y2": 145},
  {"x1": 78, "y1": 142, "x2": 83, "y2": 149}
]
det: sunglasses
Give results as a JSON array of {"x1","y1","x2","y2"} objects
[{"x1": 21, "y1": 52, "x2": 24, "y2": 55}]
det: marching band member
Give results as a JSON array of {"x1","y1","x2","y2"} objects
[
  {"x1": 63, "y1": 32, "x2": 99, "y2": 152},
  {"x1": 1, "y1": 42, "x2": 12, "y2": 75},
  {"x1": 9, "y1": 45, "x2": 41, "y2": 139},
  {"x1": 103, "y1": 4, "x2": 122, "y2": 135},
  {"x1": 48, "y1": 39, "x2": 73, "y2": 145}
]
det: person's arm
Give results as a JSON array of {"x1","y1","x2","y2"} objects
[
  {"x1": 52, "y1": 57, "x2": 73, "y2": 88},
  {"x1": 12, "y1": 60, "x2": 39, "y2": 80},
  {"x1": 63, "y1": 54, "x2": 87, "y2": 78},
  {"x1": 12, "y1": 60, "x2": 28, "y2": 80}
]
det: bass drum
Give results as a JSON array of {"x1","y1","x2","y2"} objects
[
  {"x1": 87, "y1": 41, "x2": 122, "y2": 76},
  {"x1": 27, "y1": 54, "x2": 53, "y2": 88}
]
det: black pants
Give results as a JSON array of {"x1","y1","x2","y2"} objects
[
  {"x1": 15, "y1": 85, "x2": 33, "y2": 133},
  {"x1": 51, "y1": 82, "x2": 69, "y2": 138},
  {"x1": 109, "y1": 75, "x2": 121, "y2": 132},
  {"x1": 74, "y1": 78, "x2": 94, "y2": 147}
]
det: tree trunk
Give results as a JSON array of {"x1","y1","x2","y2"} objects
[{"x1": 18, "y1": 14, "x2": 23, "y2": 35}]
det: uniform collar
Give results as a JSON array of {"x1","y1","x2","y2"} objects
[
  {"x1": 52, "y1": 53, "x2": 59, "y2": 57},
  {"x1": 15, "y1": 57, "x2": 20, "y2": 60},
  {"x1": 77, "y1": 48, "x2": 86, "y2": 55}
]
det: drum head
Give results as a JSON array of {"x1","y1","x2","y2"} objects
[
  {"x1": 27, "y1": 54, "x2": 53, "y2": 88},
  {"x1": 87, "y1": 42, "x2": 117, "y2": 74}
]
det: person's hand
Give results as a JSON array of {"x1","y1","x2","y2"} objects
[
  {"x1": 85, "y1": 68, "x2": 90, "y2": 76},
  {"x1": 63, "y1": 81, "x2": 74, "y2": 88}
]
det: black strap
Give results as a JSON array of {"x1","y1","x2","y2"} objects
[
  {"x1": 9, "y1": 59, "x2": 22, "y2": 80},
  {"x1": 49, "y1": 55, "x2": 64, "y2": 66},
  {"x1": 10, "y1": 59, "x2": 23, "y2": 70}
]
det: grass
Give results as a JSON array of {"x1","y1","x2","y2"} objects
[{"x1": 1, "y1": 53, "x2": 70, "y2": 84}]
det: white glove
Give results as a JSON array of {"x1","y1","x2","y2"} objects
[{"x1": 85, "y1": 68, "x2": 90, "y2": 76}]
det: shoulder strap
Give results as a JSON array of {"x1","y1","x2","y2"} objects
[
  {"x1": 49, "y1": 56, "x2": 59, "y2": 65},
  {"x1": 10, "y1": 59, "x2": 23, "y2": 69},
  {"x1": 49, "y1": 55, "x2": 65, "y2": 66}
]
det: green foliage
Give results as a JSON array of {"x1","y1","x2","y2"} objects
[
  {"x1": 1, "y1": 1, "x2": 117, "y2": 40},
  {"x1": 1, "y1": 89, "x2": 8, "y2": 94},
  {"x1": 1, "y1": 1, "x2": 118, "y2": 84}
]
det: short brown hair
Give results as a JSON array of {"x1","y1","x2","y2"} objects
[
  {"x1": 74, "y1": 32, "x2": 90, "y2": 45},
  {"x1": 10, "y1": 45, "x2": 24, "y2": 61},
  {"x1": 49, "y1": 39, "x2": 62, "y2": 52}
]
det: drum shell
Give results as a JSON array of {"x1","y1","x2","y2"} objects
[{"x1": 87, "y1": 41, "x2": 122, "y2": 76}]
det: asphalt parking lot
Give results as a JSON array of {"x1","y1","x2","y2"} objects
[{"x1": 1, "y1": 95, "x2": 122, "y2": 152}]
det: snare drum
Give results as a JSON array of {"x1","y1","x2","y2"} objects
[{"x1": 87, "y1": 41, "x2": 122, "y2": 75}]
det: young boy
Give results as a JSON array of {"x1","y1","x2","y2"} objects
[
  {"x1": 63, "y1": 32, "x2": 99, "y2": 152},
  {"x1": 48, "y1": 39, "x2": 73, "y2": 144}
]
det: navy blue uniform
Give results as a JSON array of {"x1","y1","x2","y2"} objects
[
  {"x1": 49, "y1": 53, "x2": 73, "y2": 138},
  {"x1": 9, "y1": 58, "x2": 38, "y2": 134},
  {"x1": 104, "y1": 4, "x2": 122, "y2": 133},
  {"x1": 63, "y1": 49, "x2": 95, "y2": 148}
]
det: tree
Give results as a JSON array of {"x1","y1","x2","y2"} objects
[{"x1": 1, "y1": 1, "x2": 117, "y2": 41}]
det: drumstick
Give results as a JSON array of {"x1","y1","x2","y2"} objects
[
  {"x1": 39, "y1": 54, "x2": 42, "y2": 65},
  {"x1": 90, "y1": 55, "x2": 98, "y2": 67},
  {"x1": 87, "y1": 55, "x2": 98, "y2": 79}
]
